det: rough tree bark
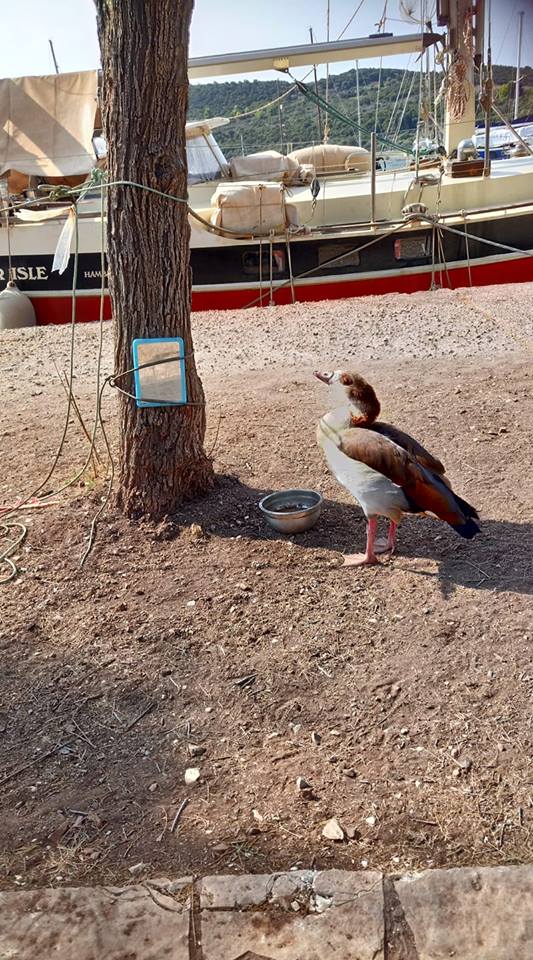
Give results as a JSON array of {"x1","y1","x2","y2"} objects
[{"x1": 95, "y1": 0, "x2": 214, "y2": 519}]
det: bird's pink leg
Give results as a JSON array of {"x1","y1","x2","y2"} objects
[
  {"x1": 386, "y1": 520, "x2": 398, "y2": 553},
  {"x1": 375, "y1": 520, "x2": 398, "y2": 555},
  {"x1": 343, "y1": 517, "x2": 379, "y2": 567}
]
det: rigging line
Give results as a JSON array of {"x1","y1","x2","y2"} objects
[
  {"x1": 393, "y1": 68, "x2": 417, "y2": 141},
  {"x1": 337, "y1": 0, "x2": 366, "y2": 41},
  {"x1": 1, "y1": 204, "x2": 80, "y2": 527},
  {"x1": 79, "y1": 376, "x2": 115, "y2": 569},
  {"x1": 324, "y1": 0, "x2": 331, "y2": 142},
  {"x1": 232, "y1": 7, "x2": 377, "y2": 125},
  {"x1": 215, "y1": 83, "x2": 299, "y2": 123},
  {"x1": 288, "y1": 72, "x2": 410, "y2": 152},
  {"x1": 2, "y1": 184, "x2": 113, "y2": 564},
  {"x1": 432, "y1": 41, "x2": 438, "y2": 139},
  {"x1": 374, "y1": 58, "x2": 383, "y2": 132},
  {"x1": 495, "y1": 0, "x2": 515, "y2": 64},
  {"x1": 385, "y1": 54, "x2": 413, "y2": 137},
  {"x1": 419, "y1": 214, "x2": 533, "y2": 259},
  {"x1": 355, "y1": 59, "x2": 361, "y2": 146},
  {"x1": 0, "y1": 183, "x2": 13, "y2": 274},
  {"x1": 373, "y1": 1, "x2": 388, "y2": 133},
  {"x1": 415, "y1": 26, "x2": 425, "y2": 179},
  {"x1": 463, "y1": 217, "x2": 473, "y2": 288}
]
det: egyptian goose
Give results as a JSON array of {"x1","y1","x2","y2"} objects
[{"x1": 315, "y1": 370, "x2": 479, "y2": 566}]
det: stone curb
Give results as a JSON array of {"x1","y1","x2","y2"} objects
[{"x1": 1, "y1": 865, "x2": 533, "y2": 959}]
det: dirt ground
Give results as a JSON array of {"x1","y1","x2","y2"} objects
[{"x1": 1, "y1": 283, "x2": 532, "y2": 890}]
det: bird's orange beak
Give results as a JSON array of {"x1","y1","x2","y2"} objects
[{"x1": 314, "y1": 371, "x2": 333, "y2": 384}]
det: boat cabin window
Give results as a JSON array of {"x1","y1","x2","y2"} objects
[
  {"x1": 318, "y1": 244, "x2": 361, "y2": 271},
  {"x1": 394, "y1": 237, "x2": 429, "y2": 260},
  {"x1": 187, "y1": 134, "x2": 228, "y2": 184},
  {"x1": 242, "y1": 248, "x2": 286, "y2": 277}
]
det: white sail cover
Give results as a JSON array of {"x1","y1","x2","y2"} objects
[{"x1": 0, "y1": 70, "x2": 98, "y2": 177}]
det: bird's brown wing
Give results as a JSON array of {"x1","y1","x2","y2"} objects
[
  {"x1": 370, "y1": 421, "x2": 445, "y2": 475},
  {"x1": 339, "y1": 427, "x2": 468, "y2": 525}
]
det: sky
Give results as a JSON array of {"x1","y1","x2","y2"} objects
[{"x1": 1, "y1": 0, "x2": 532, "y2": 84}]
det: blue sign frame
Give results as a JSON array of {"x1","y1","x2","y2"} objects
[{"x1": 132, "y1": 336, "x2": 187, "y2": 408}]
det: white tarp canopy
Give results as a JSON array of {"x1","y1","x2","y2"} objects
[{"x1": 0, "y1": 70, "x2": 98, "y2": 177}]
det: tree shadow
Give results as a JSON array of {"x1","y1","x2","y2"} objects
[{"x1": 172, "y1": 474, "x2": 533, "y2": 598}]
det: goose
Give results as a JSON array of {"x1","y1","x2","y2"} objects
[{"x1": 315, "y1": 370, "x2": 480, "y2": 566}]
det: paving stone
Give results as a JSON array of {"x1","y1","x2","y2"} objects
[
  {"x1": 200, "y1": 873, "x2": 278, "y2": 909},
  {"x1": 200, "y1": 869, "x2": 384, "y2": 960},
  {"x1": 0, "y1": 878, "x2": 191, "y2": 960},
  {"x1": 391, "y1": 865, "x2": 533, "y2": 960}
]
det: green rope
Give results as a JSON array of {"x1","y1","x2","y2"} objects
[{"x1": 289, "y1": 74, "x2": 411, "y2": 155}]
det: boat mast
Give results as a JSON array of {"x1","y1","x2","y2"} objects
[
  {"x1": 514, "y1": 10, "x2": 524, "y2": 121},
  {"x1": 355, "y1": 61, "x2": 362, "y2": 146},
  {"x1": 48, "y1": 39, "x2": 60, "y2": 75},
  {"x1": 309, "y1": 27, "x2": 324, "y2": 142},
  {"x1": 438, "y1": 0, "x2": 480, "y2": 155},
  {"x1": 482, "y1": 0, "x2": 491, "y2": 176}
]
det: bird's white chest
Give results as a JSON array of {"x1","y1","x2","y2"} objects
[{"x1": 317, "y1": 413, "x2": 408, "y2": 520}]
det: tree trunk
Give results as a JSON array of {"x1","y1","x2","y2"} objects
[{"x1": 95, "y1": 0, "x2": 214, "y2": 520}]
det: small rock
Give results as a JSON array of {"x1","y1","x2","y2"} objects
[
  {"x1": 184, "y1": 767, "x2": 200, "y2": 785},
  {"x1": 322, "y1": 818, "x2": 344, "y2": 841},
  {"x1": 365, "y1": 815, "x2": 377, "y2": 827},
  {"x1": 188, "y1": 743, "x2": 206, "y2": 758},
  {"x1": 296, "y1": 776, "x2": 316, "y2": 801},
  {"x1": 128, "y1": 862, "x2": 146, "y2": 876},
  {"x1": 189, "y1": 523, "x2": 204, "y2": 541},
  {"x1": 344, "y1": 768, "x2": 357, "y2": 779},
  {"x1": 345, "y1": 825, "x2": 361, "y2": 841},
  {"x1": 296, "y1": 776, "x2": 312, "y2": 792},
  {"x1": 252, "y1": 809, "x2": 264, "y2": 823},
  {"x1": 148, "y1": 782, "x2": 158, "y2": 793},
  {"x1": 311, "y1": 731, "x2": 321, "y2": 746}
]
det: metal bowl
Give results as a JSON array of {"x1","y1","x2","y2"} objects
[{"x1": 258, "y1": 489, "x2": 323, "y2": 534}]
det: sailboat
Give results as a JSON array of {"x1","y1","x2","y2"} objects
[{"x1": 1, "y1": 0, "x2": 532, "y2": 326}]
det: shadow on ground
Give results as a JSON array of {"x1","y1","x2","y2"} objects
[{"x1": 171, "y1": 475, "x2": 533, "y2": 598}]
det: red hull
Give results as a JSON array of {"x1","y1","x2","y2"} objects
[{"x1": 32, "y1": 254, "x2": 533, "y2": 325}]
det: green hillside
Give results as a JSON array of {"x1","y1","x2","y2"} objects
[{"x1": 188, "y1": 63, "x2": 533, "y2": 158}]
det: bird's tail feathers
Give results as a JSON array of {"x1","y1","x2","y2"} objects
[
  {"x1": 451, "y1": 492, "x2": 479, "y2": 520},
  {"x1": 452, "y1": 517, "x2": 481, "y2": 539}
]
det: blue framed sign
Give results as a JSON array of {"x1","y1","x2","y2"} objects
[{"x1": 132, "y1": 337, "x2": 187, "y2": 408}]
